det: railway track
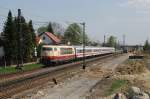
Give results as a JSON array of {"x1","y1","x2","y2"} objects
[{"x1": 0, "y1": 53, "x2": 122, "y2": 99}]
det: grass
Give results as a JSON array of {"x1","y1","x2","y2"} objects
[
  {"x1": 22, "y1": 63, "x2": 44, "y2": 71},
  {"x1": 0, "y1": 66, "x2": 18, "y2": 74},
  {"x1": 0, "y1": 63, "x2": 44, "y2": 75},
  {"x1": 106, "y1": 79, "x2": 128, "y2": 95}
]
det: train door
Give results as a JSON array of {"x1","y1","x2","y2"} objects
[{"x1": 53, "y1": 47, "x2": 59, "y2": 58}]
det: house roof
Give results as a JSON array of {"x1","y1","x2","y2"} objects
[{"x1": 39, "y1": 32, "x2": 61, "y2": 44}]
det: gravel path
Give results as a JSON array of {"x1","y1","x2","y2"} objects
[
  {"x1": 101, "y1": 54, "x2": 130, "y2": 71},
  {"x1": 18, "y1": 54, "x2": 130, "y2": 99},
  {"x1": 42, "y1": 77, "x2": 98, "y2": 99}
]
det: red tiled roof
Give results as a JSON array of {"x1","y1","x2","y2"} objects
[{"x1": 45, "y1": 32, "x2": 61, "y2": 44}]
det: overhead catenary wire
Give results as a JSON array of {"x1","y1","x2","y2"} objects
[{"x1": 0, "y1": 7, "x2": 85, "y2": 34}]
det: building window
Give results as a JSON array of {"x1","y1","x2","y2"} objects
[{"x1": 43, "y1": 36, "x2": 45, "y2": 40}]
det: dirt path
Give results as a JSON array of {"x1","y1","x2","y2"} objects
[
  {"x1": 101, "y1": 54, "x2": 130, "y2": 71},
  {"x1": 14, "y1": 54, "x2": 129, "y2": 99}
]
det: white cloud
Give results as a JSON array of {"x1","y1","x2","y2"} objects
[{"x1": 119, "y1": 0, "x2": 150, "y2": 9}]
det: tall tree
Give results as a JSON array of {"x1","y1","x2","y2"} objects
[
  {"x1": 28, "y1": 20, "x2": 36, "y2": 47},
  {"x1": 47, "y1": 22, "x2": 54, "y2": 34},
  {"x1": 3, "y1": 10, "x2": 17, "y2": 64},
  {"x1": 2, "y1": 10, "x2": 37, "y2": 65},
  {"x1": 19, "y1": 17, "x2": 35, "y2": 60},
  {"x1": 37, "y1": 26, "x2": 47, "y2": 34},
  {"x1": 14, "y1": 15, "x2": 26, "y2": 63},
  {"x1": 22, "y1": 22, "x2": 33, "y2": 60},
  {"x1": 0, "y1": 37, "x2": 3, "y2": 47},
  {"x1": 143, "y1": 39, "x2": 150, "y2": 51},
  {"x1": 15, "y1": 14, "x2": 35, "y2": 61},
  {"x1": 106, "y1": 36, "x2": 117, "y2": 47},
  {"x1": 63, "y1": 23, "x2": 82, "y2": 45},
  {"x1": 52, "y1": 22, "x2": 65, "y2": 35}
]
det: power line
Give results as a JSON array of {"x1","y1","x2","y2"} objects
[
  {"x1": 0, "y1": 5, "x2": 49, "y2": 21},
  {"x1": 0, "y1": 7, "x2": 84, "y2": 32},
  {"x1": 0, "y1": 5, "x2": 75, "y2": 25}
]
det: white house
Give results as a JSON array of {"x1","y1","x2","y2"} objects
[{"x1": 37, "y1": 32, "x2": 61, "y2": 45}]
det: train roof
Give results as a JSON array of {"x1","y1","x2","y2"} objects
[
  {"x1": 73, "y1": 45, "x2": 114, "y2": 49},
  {"x1": 42, "y1": 45, "x2": 115, "y2": 49},
  {"x1": 42, "y1": 45, "x2": 74, "y2": 48}
]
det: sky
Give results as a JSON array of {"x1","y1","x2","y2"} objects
[{"x1": 0, "y1": 0, "x2": 150, "y2": 45}]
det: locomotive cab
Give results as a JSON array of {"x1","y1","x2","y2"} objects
[
  {"x1": 41, "y1": 46, "x2": 54, "y2": 64},
  {"x1": 41, "y1": 45, "x2": 75, "y2": 64}
]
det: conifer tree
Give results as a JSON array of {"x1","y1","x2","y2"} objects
[
  {"x1": 143, "y1": 39, "x2": 150, "y2": 51},
  {"x1": 47, "y1": 22, "x2": 54, "y2": 34},
  {"x1": 15, "y1": 15, "x2": 34, "y2": 61},
  {"x1": 106, "y1": 36, "x2": 117, "y2": 47},
  {"x1": 23, "y1": 22, "x2": 32, "y2": 60},
  {"x1": 3, "y1": 10, "x2": 17, "y2": 64},
  {"x1": 28, "y1": 20, "x2": 36, "y2": 47}
]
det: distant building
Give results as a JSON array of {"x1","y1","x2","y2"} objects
[
  {"x1": 36, "y1": 32, "x2": 61, "y2": 45},
  {"x1": 121, "y1": 45, "x2": 143, "y2": 52}
]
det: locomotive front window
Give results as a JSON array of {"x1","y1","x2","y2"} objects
[{"x1": 42, "y1": 47, "x2": 53, "y2": 51}]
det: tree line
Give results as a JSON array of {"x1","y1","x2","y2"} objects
[
  {"x1": 1, "y1": 10, "x2": 36, "y2": 65},
  {"x1": 143, "y1": 39, "x2": 150, "y2": 52}
]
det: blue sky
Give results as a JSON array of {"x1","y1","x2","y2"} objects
[{"x1": 0, "y1": 0, "x2": 150, "y2": 45}]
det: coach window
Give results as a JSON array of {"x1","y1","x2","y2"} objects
[
  {"x1": 54, "y1": 48, "x2": 57, "y2": 51},
  {"x1": 68, "y1": 48, "x2": 73, "y2": 54}
]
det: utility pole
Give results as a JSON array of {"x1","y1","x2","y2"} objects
[
  {"x1": 80, "y1": 22, "x2": 86, "y2": 69},
  {"x1": 123, "y1": 34, "x2": 125, "y2": 46},
  {"x1": 17, "y1": 9, "x2": 23, "y2": 68},
  {"x1": 118, "y1": 40, "x2": 120, "y2": 49},
  {"x1": 123, "y1": 34, "x2": 126, "y2": 52},
  {"x1": 104, "y1": 35, "x2": 106, "y2": 47}
]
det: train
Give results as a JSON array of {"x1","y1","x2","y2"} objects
[{"x1": 41, "y1": 45, "x2": 116, "y2": 64}]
